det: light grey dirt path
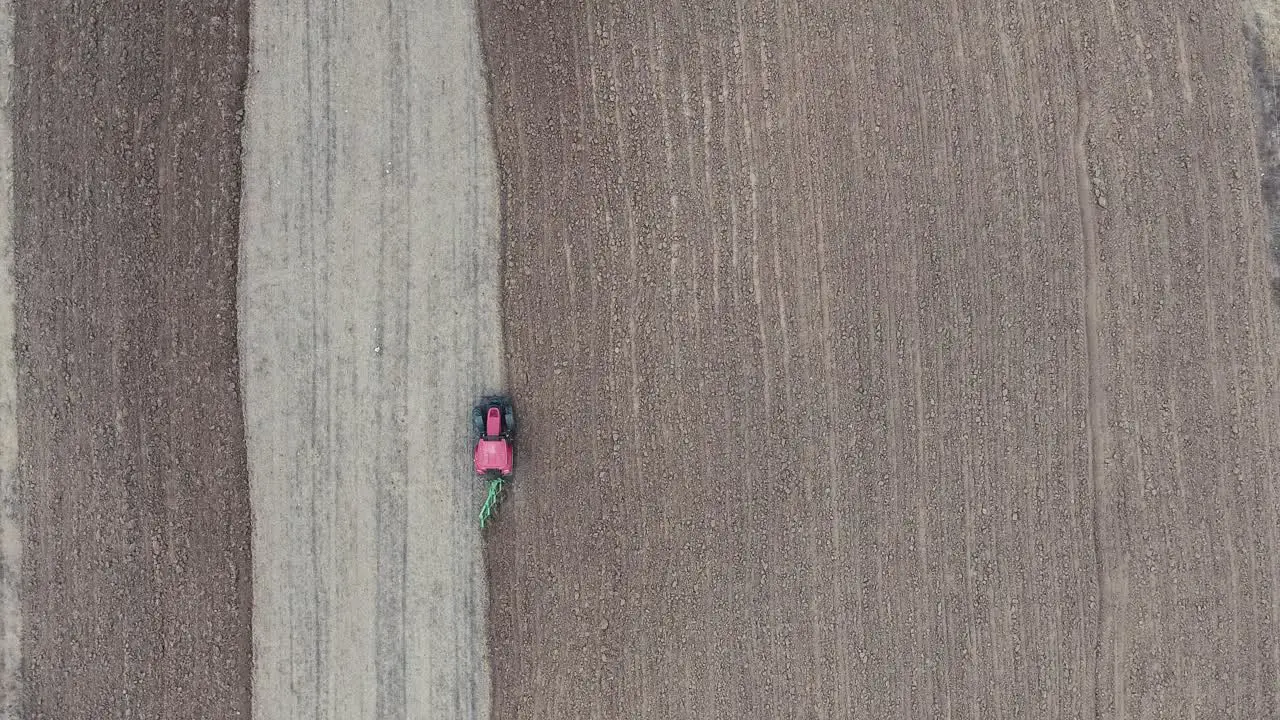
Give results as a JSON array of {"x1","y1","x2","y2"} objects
[
  {"x1": 0, "y1": 1, "x2": 16, "y2": 714},
  {"x1": 239, "y1": 1, "x2": 500, "y2": 718}
]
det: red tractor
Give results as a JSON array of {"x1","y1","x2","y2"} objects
[
  {"x1": 472, "y1": 396, "x2": 515, "y2": 528},
  {"x1": 473, "y1": 395, "x2": 515, "y2": 477}
]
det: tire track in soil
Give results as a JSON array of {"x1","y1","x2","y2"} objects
[
  {"x1": 1246, "y1": 2, "x2": 1280, "y2": 704},
  {"x1": 1071, "y1": 87, "x2": 1118, "y2": 717},
  {"x1": 0, "y1": 0, "x2": 18, "y2": 713}
]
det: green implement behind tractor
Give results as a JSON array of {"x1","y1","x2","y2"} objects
[{"x1": 478, "y1": 473, "x2": 508, "y2": 529}]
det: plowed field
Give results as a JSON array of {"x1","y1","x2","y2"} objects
[
  {"x1": 12, "y1": 2, "x2": 252, "y2": 717},
  {"x1": 478, "y1": 2, "x2": 1280, "y2": 717}
]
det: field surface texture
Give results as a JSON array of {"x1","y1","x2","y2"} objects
[
  {"x1": 0, "y1": 0, "x2": 16, "y2": 714},
  {"x1": 477, "y1": 1, "x2": 1280, "y2": 718},
  {"x1": 239, "y1": 0, "x2": 501, "y2": 718},
  {"x1": 11, "y1": 2, "x2": 253, "y2": 717}
]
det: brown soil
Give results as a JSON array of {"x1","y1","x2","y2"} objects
[
  {"x1": 1246, "y1": 1, "x2": 1280, "y2": 299},
  {"x1": 11, "y1": 2, "x2": 252, "y2": 718},
  {"x1": 479, "y1": 1, "x2": 1280, "y2": 718}
]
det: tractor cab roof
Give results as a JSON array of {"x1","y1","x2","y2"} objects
[{"x1": 474, "y1": 437, "x2": 513, "y2": 476}]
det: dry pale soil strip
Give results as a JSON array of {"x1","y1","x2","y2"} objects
[
  {"x1": 240, "y1": 0, "x2": 500, "y2": 718},
  {"x1": 0, "y1": 0, "x2": 17, "y2": 714}
]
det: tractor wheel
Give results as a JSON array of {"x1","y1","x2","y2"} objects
[
  {"x1": 471, "y1": 406, "x2": 485, "y2": 437},
  {"x1": 503, "y1": 405, "x2": 516, "y2": 436}
]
